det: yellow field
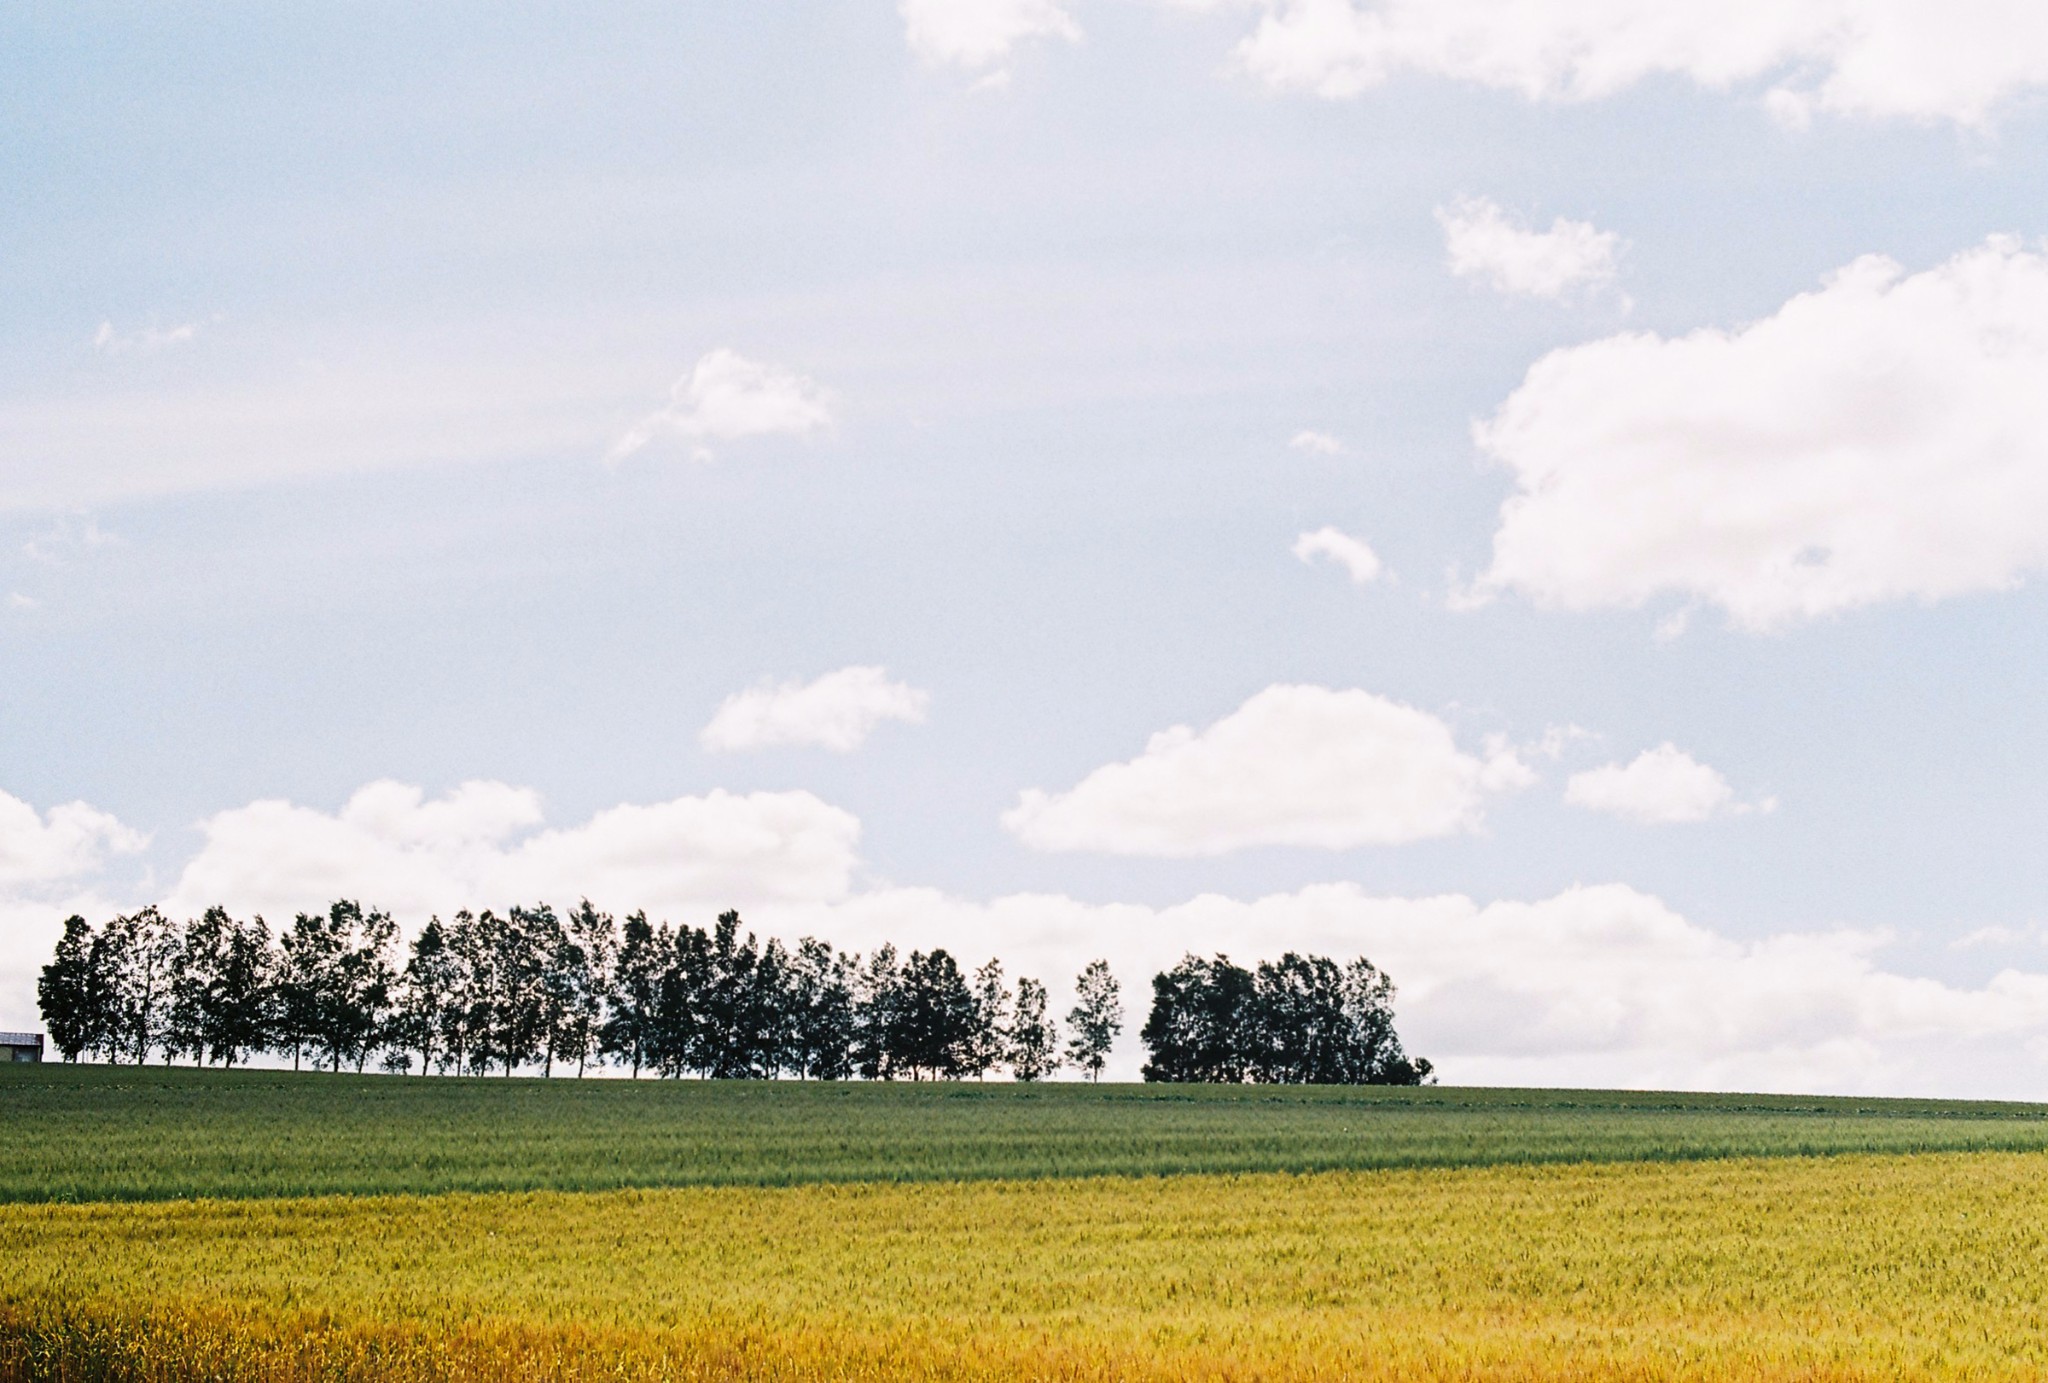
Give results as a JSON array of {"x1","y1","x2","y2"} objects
[{"x1": 6, "y1": 1152, "x2": 2048, "y2": 1381}]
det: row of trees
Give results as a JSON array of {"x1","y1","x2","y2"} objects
[
  {"x1": 36, "y1": 901, "x2": 1430, "y2": 1085},
  {"x1": 1141, "y1": 952, "x2": 1432, "y2": 1085},
  {"x1": 34, "y1": 902, "x2": 1122, "y2": 1081}
]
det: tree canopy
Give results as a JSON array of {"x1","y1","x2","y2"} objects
[{"x1": 37, "y1": 902, "x2": 1428, "y2": 1086}]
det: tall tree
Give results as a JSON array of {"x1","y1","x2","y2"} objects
[
  {"x1": 324, "y1": 900, "x2": 398, "y2": 1073},
  {"x1": 852, "y1": 944, "x2": 903, "y2": 1080},
  {"x1": 896, "y1": 949, "x2": 977, "y2": 1080},
  {"x1": 481, "y1": 907, "x2": 545, "y2": 1075},
  {"x1": 98, "y1": 907, "x2": 177, "y2": 1066},
  {"x1": 600, "y1": 911, "x2": 661, "y2": 1078},
  {"x1": 651, "y1": 920, "x2": 709, "y2": 1078},
  {"x1": 693, "y1": 910, "x2": 763, "y2": 1078},
  {"x1": 37, "y1": 916, "x2": 107, "y2": 1062},
  {"x1": 521, "y1": 904, "x2": 576, "y2": 1077},
  {"x1": 276, "y1": 909, "x2": 341, "y2": 1072},
  {"x1": 1337, "y1": 956, "x2": 1431, "y2": 1086},
  {"x1": 441, "y1": 910, "x2": 489, "y2": 1075},
  {"x1": 1139, "y1": 954, "x2": 1255, "y2": 1083},
  {"x1": 560, "y1": 900, "x2": 616, "y2": 1077},
  {"x1": 964, "y1": 958, "x2": 1011, "y2": 1080},
  {"x1": 1007, "y1": 977, "x2": 1059, "y2": 1082},
  {"x1": 753, "y1": 936, "x2": 798, "y2": 1078},
  {"x1": 169, "y1": 908, "x2": 273, "y2": 1068},
  {"x1": 394, "y1": 916, "x2": 459, "y2": 1074},
  {"x1": 1064, "y1": 959, "x2": 1123, "y2": 1082},
  {"x1": 787, "y1": 937, "x2": 856, "y2": 1080},
  {"x1": 1250, "y1": 952, "x2": 1350, "y2": 1084}
]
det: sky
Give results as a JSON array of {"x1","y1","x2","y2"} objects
[{"x1": 7, "y1": 0, "x2": 2048, "y2": 1092}]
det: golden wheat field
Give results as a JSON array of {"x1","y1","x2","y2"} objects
[{"x1": 7, "y1": 1150, "x2": 2048, "y2": 1382}]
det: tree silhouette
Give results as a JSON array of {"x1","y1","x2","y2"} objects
[{"x1": 1064, "y1": 959, "x2": 1123, "y2": 1082}]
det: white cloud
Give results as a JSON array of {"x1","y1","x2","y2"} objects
[
  {"x1": 701, "y1": 666, "x2": 932, "y2": 753},
  {"x1": 1470, "y1": 238, "x2": 2048, "y2": 631},
  {"x1": 1291, "y1": 526, "x2": 1383, "y2": 584},
  {"x1": 1227, "y1": 0, "x2": 2048, "y2": 127},
  {"x1": 900, "y1": 0, "x2": 1081, "y2": 71},
  {"x1": 1437, "y1": 196, "x2": 1621, "y2": 300},
  {"x1": 609, "y1": 349, "x2": 834, "y2": 462},
  {"x1": 1289, "y1": 429, "x2": 1345, "y2": 455},
  {"x1": 740, "y1": 880, "x2": 2048, "y2": 1096},
  {"x1": 1004, "y1": 685, "x2": 1531, "y2": 855},
  {"x1": 1564, "y1": 744, "x2": 1772, "y2": 823},
  {"x1": 93, "y1": 319, "x2": 202, "y2": 355},
  {"x1": 163, "y1": 780, "x2": 861, "y2": 922},
  {"x1": 0, "y1": 791, "x2": 145, "y2": 889},
  {"x1": 11, "y1": 777, "x2": 2048, "y2": 1096}
]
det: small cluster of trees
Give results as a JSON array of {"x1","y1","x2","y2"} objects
[
  {"x1": 34, "y1": 902, "x2": 1124, "y2": 1081},
  {"x1": 1140, "y1": 952, "x2": 1432, "y2": 1085},
  {"x1": 35, "y1": 901, "x2": 1427, "y2": 1085}
]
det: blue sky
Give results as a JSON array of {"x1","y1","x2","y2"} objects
[{"x1": 7, "y1": 1, "x2": 2048, "y2": 1090}]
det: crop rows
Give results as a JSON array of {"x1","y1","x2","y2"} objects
[
  {"x1": 9, "y1": 1065, "x2": 2048, "y2": 1202},
  {"x1": 8, "y1": 1153, "x2": 2048, "y2": 1380}
]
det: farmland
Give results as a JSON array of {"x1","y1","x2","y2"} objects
[
  {"x1": 9, "y1": 1152, "x2": 2048, "y2": 1380},
  {"x1": 7, "y1": 1063, "x2": 2048, "y2": 1202},
  {"x1": 9, "y1": 1066, "x2": 2048, "y2": 1381}
]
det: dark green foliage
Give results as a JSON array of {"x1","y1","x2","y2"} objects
[
  {"x1": 104, "y1": 908, "x2": 179, "y2": 1067},
  {"x1": 35, "y1": 916, "x2": 103, "y2": 1062},
  {"x1": 165, "y1": 907, "x2": 272, "y2": 1068},
  {"x1": 1141, "y1": 952, "x2": 1429, "y2": 1086},
  {"x1": 1141, "y1": 955, "x2": 1256, "y2": 1083},
  {"x1": 1008, "y1": 978, "x2": 1059, "y2": 1081},
  {"x1": 33, "y1": 896, "x2": 1067, "y2": 1083},
  {"x1": 895, "y1": 949, "x2": 978, "y2": 1080},
  {"x1": 788, "y1": 938, "x2": 857, "y2": 1081}
]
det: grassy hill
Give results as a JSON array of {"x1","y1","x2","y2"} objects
[{"x1": 7, "y1": 1062, "x2": 2048, "y2": 1201}]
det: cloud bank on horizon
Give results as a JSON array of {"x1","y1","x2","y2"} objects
[{"x1": 1, "y1": 776, "x2": 2044, "y2": 1096}]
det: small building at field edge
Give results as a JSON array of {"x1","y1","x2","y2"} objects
[{"x1": 0, "y1": 1032, "x2": 43, "y2": 1062}]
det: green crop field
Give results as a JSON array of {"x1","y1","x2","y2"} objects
[
  {"x1": 10, "y1": 1065, "x2": 2048, "y2": 1381},
  {"x1": 6, "y1": 1063, "x2": 2048, "y2": 1202}
]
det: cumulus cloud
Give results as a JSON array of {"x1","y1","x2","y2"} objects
[
  {"x1": 1291, "y1": 526, "x2": 1383, "y2": 584},
  {"x1": 11, "y1": 776, "x2": 2048, "y2": 1095},
  {"x1": 0, "y1": 791, "x2": 145, "y2": 888},
  {"x1": 1564, "y1": 744, "x2": 1773, "y2": 823},
  {"x1": 1227, "y1": 0, "x2": 2048, "y2": 126},
  {"x1": 723, "y1": 880, "x2": 2048, "y2": 1096},
  {"x1": 1004, "y1": 685, "x2": 1531, "y2": 855},
  {"x1": 900, "y1": 0, "x2": 1081, "y2": 71},
  {"x1": 1469, "y1": 238, "x2": 2048, "y2": 631},
  {"x1": 163, "y1": 780, "x2": 861, "y2": 922},
  {"x1": 609, "y1": 349, "x2": 833, "y2": 462},
  {"x1": 701, "y1": 667, "x2": 932, "y2": 753},
  {"x1": 1289, "y1": 429, "x2": 1345, "y2": 455},
  {"x1": 1438, "y1": 196, "x2": 1621, "y2": 300}
]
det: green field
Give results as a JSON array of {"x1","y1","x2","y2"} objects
[
  {"x1": 7, "y1": 1062, "x2": 2048, "y2": 1202},
  {"x1": 12, "y1": 1065, "x2": 2048, "y2": 1381}
]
